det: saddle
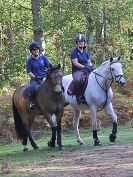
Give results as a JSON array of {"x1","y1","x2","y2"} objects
[
  {"x1": 23, "y1": 84, "x2": 42, "y2": 98},
  {"x1": 23, "y1": 83, "x2": 43, "y2": 109},
  {"x1": 67, "y1": 74, "x2": 88, "y2": 104}
]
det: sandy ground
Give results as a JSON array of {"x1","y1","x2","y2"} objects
[{"x1": 16, "y1": 143, "x2": 133, "y2": 177}]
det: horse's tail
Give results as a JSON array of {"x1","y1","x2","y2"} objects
[{"x1": 12, "y1": 93, "x2": 27, "y2": 140}]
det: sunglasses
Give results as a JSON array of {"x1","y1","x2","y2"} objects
[{"x1": 32, "y1": 48, "x2": 39, "y2": 51}]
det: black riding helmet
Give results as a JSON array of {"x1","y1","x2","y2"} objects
[
  {"x1": 75, "y1": 34, "x2": 86, "y2": 44},
  {"x1": 29, "y1": 42, "x2": 40, "y2": 51}
]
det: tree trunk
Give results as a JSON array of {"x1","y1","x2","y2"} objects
[
  {"x1": 31, "y1": 0, "x2": 45, "y2": 53},
  {"x1": 95, "y1": 23, "x2": 102, "y2": 44},
  {"x1": 86, "y1": 15, "x2": 94, "y2": 61},
  {"x1": 0, "y1": 7, "x2": 13, "y2": 81},
  {"x1": 103, "y1": 6, "x2": 106, "y2": 44}
]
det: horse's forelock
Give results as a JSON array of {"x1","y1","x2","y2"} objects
[
  {"x1": 46, "y1": 65, "x2": 62, "y2": 80},
  {"x1": 47, "y1": 66, "x2": 57, "y2": 75}
]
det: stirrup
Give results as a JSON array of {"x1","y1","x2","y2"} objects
[
  {"x1": 76, "y1": 97, "x2": 81, "y2": 105},
  {"x1": 76, "y1": 95, "x2": 86, "y2": 105},
  {"x1": 29, "y1": 101, "x2": 35, "y2": 108}
]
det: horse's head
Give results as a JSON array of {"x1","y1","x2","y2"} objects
[
  {"x1": 109, "y1": 56, "x2": 125, "y2": 86},
  {"x1": 46, "y1": 64, "x2": 63, "y2": 95}
]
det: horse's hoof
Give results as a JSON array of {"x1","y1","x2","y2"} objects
[
  {"x1": 59, "y1": 146, "x2": 65, "y2": 151},
  {"x1": 77, "y1": 140, "x2": 85, "y2": 145},
  {"x1": 94, "y1": 139, "x2": 101, "y2": 146},
  {"x1": 34, "y1": 146, "x2": 39, "y2": 150},
  {"x1": 109, "y1": 134, "x2": 117, "y2": 142},
  {"x1": 23, "y1": 148, "x2": 28, "y2": 152},
  {"x1": 48, "y1": 140, "x2": 55, "y2": 147}
]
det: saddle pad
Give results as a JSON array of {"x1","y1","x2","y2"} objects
[
  {"x1": 67, "y1": 75, "x2": 88, "y2": 96},
  {"x1": 23, "y1": 85, "x2": 31, "y2": 98},
  {"x1": 23, "y1": 83, "x2": 43, "y2": 99}
]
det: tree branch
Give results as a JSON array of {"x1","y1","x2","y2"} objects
[{"x1": 16, "y1": 3, "x2": 32, "y2": 11}]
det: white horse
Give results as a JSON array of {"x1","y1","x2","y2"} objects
[{"x1": 62, "y1": 56, "x2": 125, "y2": 146}]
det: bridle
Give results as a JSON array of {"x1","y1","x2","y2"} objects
[
  {"x1": 92, "y1": 61, "x2": 124, "y2": 111},
  {"x1": 47, "y1": 71, "x2": 63, "y2": 93},
  {"x1": 109, "y1": 61, "x2": 124, "y2": 83}
]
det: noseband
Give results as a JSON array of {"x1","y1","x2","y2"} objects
[
  {"x1": 93, "y1": 61, "x2": 124, "y2": 87},
  {"x1": 109, "y1": 61, "x2": 124, "y2": 83},
  {"x1": 52, "y1": 83, "x2": 63, "y2": 93}
]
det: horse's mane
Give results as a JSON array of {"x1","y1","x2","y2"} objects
[
  {"x1": 95, "y1": 57, "x2": 119, "y2": 72},
  {"x1": 95, "y1": 60, "x2": 110, "y2": 72},
  {"x1": 101, "y1": 60, "x2": 109, "y2": 66}
]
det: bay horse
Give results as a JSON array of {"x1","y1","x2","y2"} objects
[
  {"x1": 62, "y1": 56, "x2": 125, "y2": 146},
  {"x1": 12, "y1": 64, "x2": 65, "y2": 151}
]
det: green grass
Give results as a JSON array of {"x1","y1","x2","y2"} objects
[{"x1": 1, "y1": 125, "x2": 133, "y2": 176}]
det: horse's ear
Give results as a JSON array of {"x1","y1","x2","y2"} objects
[
  {"x1": 49, "y1": 63, "x2": 53, "y2": 68},
  {"x1": 117, "y1": 56, "x2": 121, "y2": 61},
  {"x1": 57, "y1": 63, "x2": 61, "y2": 70},
  {"x1": 110, "y1": 57, "x2": 113, "y2": 63},
  {"x1": 46, "y1": 68, "x2": 51, "y2": 77},
  {"x1": 47, "y1": 64, "x2": 53, "y2": 77}
]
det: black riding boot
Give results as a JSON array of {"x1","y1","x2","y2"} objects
[
  {"x1": 29, "y1": 87, "x2": 36, "y2": 109},
  {"x1": 75, "y1": 82, "x2": 82, "y2": 105}
]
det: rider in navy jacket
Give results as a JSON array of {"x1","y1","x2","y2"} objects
[
  {"x1": 26, "y1": 42, "x2": 51, "y2": 108},
  {"x1": 70, "y1": 34, "x2": 93, "y2": 104}
]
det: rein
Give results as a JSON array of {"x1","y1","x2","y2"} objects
[
  {"x1": 110, "y1": 68, "x2": 124, "y2": 83},
  {"x1": 92, "y1": 71, "x2": 113, "y2": 112},
  {"x1": 92, "y1": 61, "x2": 124, "y2": 111},
  {"x1": 48, "y1": 81, "x2": 63, "y2": 115},
  {"x1": 91, "y1": 60, "x2": 124, "y2": 111},
  {"x1": 46, "y1": 69, "x2": 63, "y2": 93}
]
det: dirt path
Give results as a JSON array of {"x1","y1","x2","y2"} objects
[{"x1": 17, "y1": 144, "x2": 133, "y2": 177}]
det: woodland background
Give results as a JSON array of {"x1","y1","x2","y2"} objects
[{"x1": 0, "y1": 0, "x2": 133, "y2": 90}]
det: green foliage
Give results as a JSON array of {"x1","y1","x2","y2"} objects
[{"x1": 0, "y1": 0, "x2": 132, "y2": 87}]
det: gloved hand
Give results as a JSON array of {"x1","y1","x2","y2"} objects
[
  {"x1": 88, "y1": 65, "x2": 95, "y2": 72},
  {"x1": 83, "y1": 65, "x2": 94, "y2": 73},
  {"x1": 34, "y1": 76, "x2": 43, "y2": 81}
]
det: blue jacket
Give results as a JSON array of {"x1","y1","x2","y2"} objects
[
  {"x1": 70, "y1": 47, "x2": 90, "y2": 73},
  {"x1": 26, "y1": 54, "x2": 51, "y2": 78}
]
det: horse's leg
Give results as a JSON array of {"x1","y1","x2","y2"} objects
[
  {"x1": 90, "y1": 105, "x2": 101, "y2": 146},
  {"x1": 29, "y1": 131, "x2": 39, "y2": 150},
  {"x1": 45, "y1": 113, "x2": 56, "y2": 148},
  {"x1": 22, "y1": 113, "x2": 39, "y2": 150},
  {"x1": 21, "y1": 123, "x2": 38, "y2": 151},
  {"x1": 73, "y1": 109, "x2": 85, "y2": 145},
  {"x1": 22, "y1": 136, "x2": 28, "y2": 152},
  {"x1": 56, "y1": 110, "x2": 65, "y2": 151},
  {"x1": 105, "y1": 103, "x2": 117, "y2": 142}
]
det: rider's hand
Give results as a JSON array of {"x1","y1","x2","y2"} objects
[
  {"x1": 34, "y1": 76, "x2": 43, "y2": 81},
  {"x1": 83, "y1": 65, "x2": 94, "y2": 74},
  {"x1": 88, "y1": 65, "x2": 95, "y2": 72}
]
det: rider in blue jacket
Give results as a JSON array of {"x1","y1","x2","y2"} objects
[
  {"x1": 70, "y1": 34, "x2": 94, "y2": 104},
  {"x1": 26, "y1": 42, "x2": 51, "y2": 108}
]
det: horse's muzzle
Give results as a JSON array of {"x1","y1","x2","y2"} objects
[
  {"x1": 117, "y1": 77, "x2": 126, "y2": 87},
  {"x1": 53, "y1": 84, "x2": 63, "y2": 95}
]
